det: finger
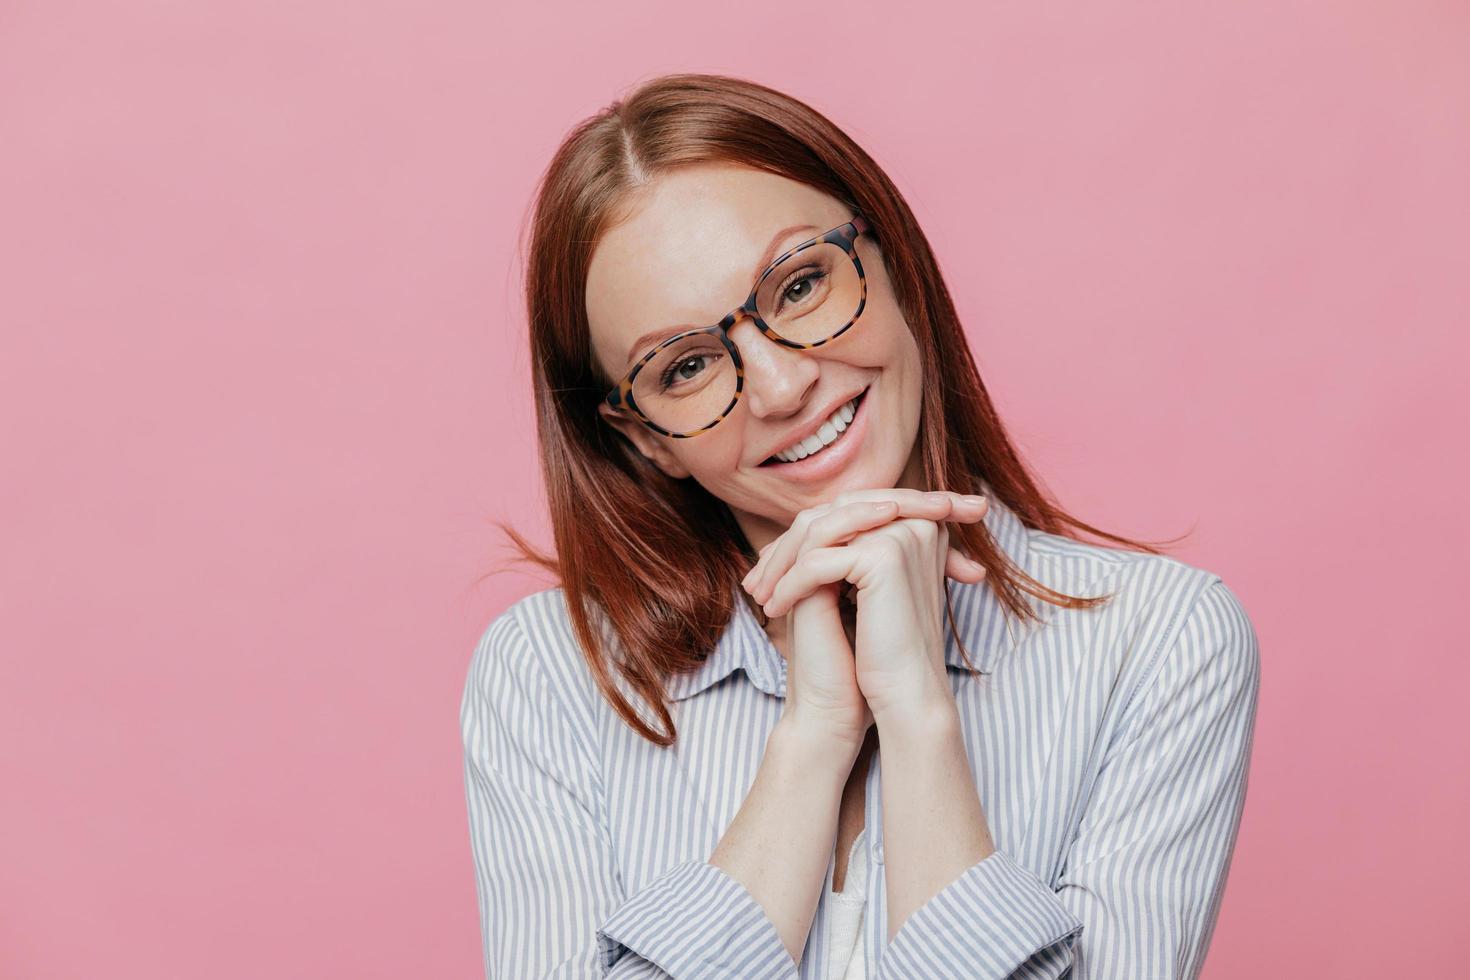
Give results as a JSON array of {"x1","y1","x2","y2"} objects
[
  {"x1": 742, "y1": 536, "x2": 786, "y2": 589},
  {"x1": 850, "y1": 491, "x2": 988, "y2": 539},
  {"x1": 930, "y1": 491, "x2": 988, "y2": 525},
  {"x1": 767, "y1": 536, "x2": 985, "y2": 620},
  {"x1": 843, "y1": 517, "x2": 981, "y2": 590},
  {"x1": 743, "y1": 503, "x2": 831, "y2": 596},
  {"x1": 945, "y1": 547, "x2": 988, "y2": 583},
  {"x1": 746, "y1": 493, "x2": 976, "y2": 602},
  {"x1": 762, "y1": 546, "x2": 861, "y2": 619},
  {"x1": 750, "y1": 501, "x2": 896, "y2": 603},
  {"x1": 844, "y1": 507, "x2": 983, "y2": 590},
  {"x1": 747, "y1": 491, "x2": 987, "y2": 601},
  {"x1": 754, "y1": 500, "x2": 848, "y2": 585},
  {"x1": 834, "y1": 488, "x2": 989, "y2": 521},
  {"x1": 937, "y1": 521, "x2": 951, "y2": 579}
]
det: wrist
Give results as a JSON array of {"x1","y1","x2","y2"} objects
[
  {"x1": 770, "y1": 715, "x2": 866, "y2": 779},
  {"x1": 872, "y1": 690, "x2": 961, "y2": 748}
]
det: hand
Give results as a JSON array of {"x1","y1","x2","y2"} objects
[
  {"x1": 776, "y1": 580, "x2": 873, "y2": 761},
  {"x1": 743, "y1": 490, "x2": 989, "y2": 607},
  {"x1": 745, "y1": 490, "x2": 990, "y2": 727},
  {"x1": 750, "y1": 491, "x2": 984, "y2": 758}
]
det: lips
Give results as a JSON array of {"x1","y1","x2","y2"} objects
[{"x1": 759, "y1": 387, "x2": 869, "y2": 466}]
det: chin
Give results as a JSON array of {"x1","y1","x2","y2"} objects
[{"x1": 771, "y1": 454, "x2": 908, "y2": 516}]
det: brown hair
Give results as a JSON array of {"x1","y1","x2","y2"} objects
[{"x1": 490, "y1": 72, "x2": 1185, "y2": 746}]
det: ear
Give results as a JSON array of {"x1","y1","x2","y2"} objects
[{"x1": 597, "y1": 403, "x2": 693, "y2": 480}]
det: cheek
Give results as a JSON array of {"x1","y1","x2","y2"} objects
[
  {"x1": 851, "y1": 279, "x2": 915, "y2": 361},
  {"x1": 900, "y1": 330, "x2": 923, "y2": 380},
  {"x1": 672, "y1": 427, "x2": 746, "y2": 481},
  {"x1": 872, "y1": 303, "x2": 922, "y2": 374}
]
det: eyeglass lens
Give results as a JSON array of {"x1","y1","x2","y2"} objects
[{"x1": 631, "y1": 241, "x2": 862, "y2": 434}]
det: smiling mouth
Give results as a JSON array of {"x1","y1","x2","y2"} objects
[{"x1": 764, "y1": 387, "x2": 864, "y2": 467}]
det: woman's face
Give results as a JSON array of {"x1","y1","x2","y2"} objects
[{"x1": 587, "y1": 163, "x2": 925, "y2": 548}]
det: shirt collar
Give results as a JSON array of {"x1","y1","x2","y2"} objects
[{"x1": 667, "y1": 484, "x2": 1039, "y2": 702}]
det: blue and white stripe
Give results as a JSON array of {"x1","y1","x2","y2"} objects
[{"x1": 461, "y1": 490, "x2": 1261, "y2": 978}]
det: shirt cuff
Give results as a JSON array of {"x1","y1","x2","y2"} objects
[
  {"x1": 596, "y1": 860, "x2": 799, "y2": 979},
  {"x1": 877, "y1": 848, "x2": 1084, "y2": 978}
]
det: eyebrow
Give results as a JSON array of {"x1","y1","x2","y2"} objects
[{"x1": 621, "y1": 223, "x2": 821, "y2": 371}]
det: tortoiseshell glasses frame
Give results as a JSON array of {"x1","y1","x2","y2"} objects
[{"x1": 601, "y1": 214, "x2": 872, "y2": 439}]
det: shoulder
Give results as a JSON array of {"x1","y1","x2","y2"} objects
[
  {"x1": 1023, "y1": 523, "x2": 1222, "y2": 618},
  {"x1": 1166, "y1": 576, "x2": 1261, "y2": 694},
  {"x1": 1019, "y1": 525, "x2": 1260, "y2": 700},
  {"x1": 461, "y1": 587, "x2": 606, "y2": 735},
  {"x1": 473, "y1": 586, "x2": 603, "y2": 677}
]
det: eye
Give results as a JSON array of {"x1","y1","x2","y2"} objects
[
  {"x1": 658, "y1": 352, "x2": 719, "y2": 390},
  {"x1": 778, "y1": 267, "x2": 827, "y2": 310}
]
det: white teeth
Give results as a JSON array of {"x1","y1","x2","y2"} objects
[{"x1": 772, "y1": 394, "x2": 861, "y2": 463}]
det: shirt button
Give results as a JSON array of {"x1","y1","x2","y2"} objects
[{"x1": 873, "y1": 840, "x2": 885, "y2": 865}]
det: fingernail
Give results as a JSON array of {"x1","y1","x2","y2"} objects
[{"x1": 963, "y1": 495, "x2": 987, "y2": 507}]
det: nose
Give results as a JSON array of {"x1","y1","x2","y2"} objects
[{"x1": 729, "y1": 318, "x2": 820, "y2": 419}]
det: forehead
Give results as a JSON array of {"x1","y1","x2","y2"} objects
[{"x1": 585, "y1": 164, "x2": 848, "y2": 377}]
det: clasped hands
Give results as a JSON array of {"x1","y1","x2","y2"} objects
[{"x1": 740, "y1": 489, "x2": 990, "y2": 755}]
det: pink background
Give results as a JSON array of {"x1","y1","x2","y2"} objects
[{"x1": 2, "y1": 2, "x2": 1465, "y2": 977}]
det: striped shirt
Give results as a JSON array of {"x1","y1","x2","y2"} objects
[{"x1": 460, "y1": 490, "x2": 1261, "y2": 978}]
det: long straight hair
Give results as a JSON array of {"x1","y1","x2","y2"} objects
[{"x1": 493, "y1": 73, "x2": 1183, "y2": 746}]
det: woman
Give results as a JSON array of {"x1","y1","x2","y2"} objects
[{"x1": 462, "y1": 73, "x2": 1260, "y2": 980}]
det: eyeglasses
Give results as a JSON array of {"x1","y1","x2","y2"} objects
[{"x1": 602, "y1": 215, "x2": 872, "y2": 438}]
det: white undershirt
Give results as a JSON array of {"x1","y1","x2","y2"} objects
[{"x1": 825, "y1": 827, "x2": 869, "y2": 980}]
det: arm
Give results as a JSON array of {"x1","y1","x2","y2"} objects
[
  {"x1": 707, "y1": 721, "x2": 855, "y2": 965},
  {"x1": 461, "y1": 608, "x2": 850, "y2": 978},
  {"x1": 873, "y1": 578, "x2": 1262, "y2": 979},
  {"x1": 873, "y1": 688, "x2": 1084, "y2": 979}
]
